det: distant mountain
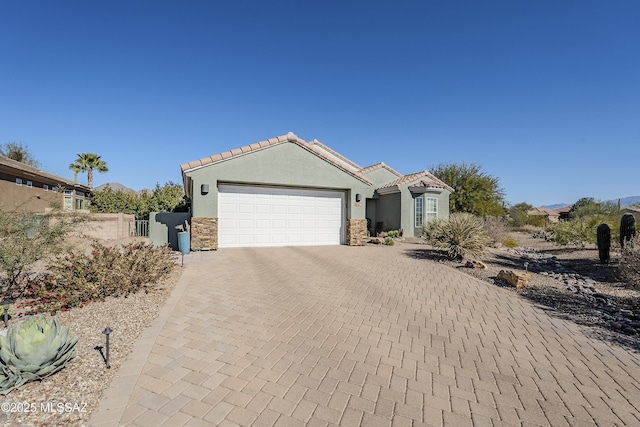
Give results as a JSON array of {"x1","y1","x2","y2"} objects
[
  {"x1": 608, "y1": 196, "x2": 640, "y2": 207},
  {"x1": 542, "y1": 203, "x2": 570, "y2": 210},
  {"x1": 541, "y1": 196, "x2": 640, "y2": 210},
  {"x1": 94, "y1": 182, "x2": 136, "y2": 193}
]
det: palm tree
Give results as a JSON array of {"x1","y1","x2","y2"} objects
[{"x1": 69, "y1": 153, "x2": 108, "y2": 188}]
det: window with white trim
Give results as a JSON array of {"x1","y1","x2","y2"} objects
[
  {"x1": 16, "y1": 178, "x2": 22, "y2": 186},
  {"x1": 415, "y1": 197, "x2": 423, "y2": 227},
  {"x1": 43, "y1": 185, "x2": 49, "y2": 191},
  {"x1": 26, "y1": 181, "x2": 33, "y2": 188},
  {"x1": 426, "y1": 197, "x2": 438, "y2": 223}
]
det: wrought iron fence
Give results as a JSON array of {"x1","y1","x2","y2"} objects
[{"x1": 131, "y1": 220, "x2": 149, "y2": 237}]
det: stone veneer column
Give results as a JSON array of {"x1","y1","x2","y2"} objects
[
  {"x1": 347, "y1": 218, "x2": 368, "y2": 246},
  {"x1": 191, "y1": 217, "x2": 218, "y2": 250}
]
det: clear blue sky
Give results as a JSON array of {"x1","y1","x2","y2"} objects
[{"x1": 2, "y1": 1, "x2": 638, "y2": 207}]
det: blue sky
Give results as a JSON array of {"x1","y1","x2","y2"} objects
[{"x1": 2, "y1": 1, "x2": 638, "y2": 207}]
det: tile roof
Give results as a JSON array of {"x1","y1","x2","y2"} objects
[
  {"x1": 359, "y1": 162, "x2": 403, "y2": 178},
  {"x1": 528, "y1": 207, "x2": 560, "y2": 216},
  {"x1": 378, "y1": 170, "x2": 454, "y2": 192},
  {"x1": 0, "y1": 155, "x2": 90, "y2": 191},
  {"x1": 181, "y1": 132, "x2": 373, "y2": 185}
]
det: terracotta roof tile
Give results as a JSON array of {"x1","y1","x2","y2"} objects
[
  {"x1": 200, "y1": 157, "x2": 213, "y2": 166},
  {"x1": 360, "y1": 162, "x2": 403, "y2": 177},
  {"x1": 378, "y1": 170, "x2": 454, "y2": 192},
  {"x1": 230, "y1": 148, "x2": 242, "y2": 156}
]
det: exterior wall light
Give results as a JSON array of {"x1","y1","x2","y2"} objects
[
  {"x1": 355, "y1": 193, "x2": 362, "y2": 203},
  {"x1": 201, "y1": 184, "x2": 209, "y2": 195}
]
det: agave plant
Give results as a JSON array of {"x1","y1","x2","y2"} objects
[{"x1": 0, "y1": 317, "x2": 78, "y2": 394}]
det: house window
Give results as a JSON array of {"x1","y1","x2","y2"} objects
[
  {"x1": 76, "y1": 191, "x2": 85, "y2": 198},
  {"x1": 415, "y1": 197, "x2": 423, "y2": 227},
  {"x1": 63, "y1": 190, "x2": 73, "y2": 195},
  {"x1": 16, "y1": 178, "x2": 22, "y2": 186},
  {"x1": 43, "y1": 185, "x2": 49, "y2": 191},
  {"x1": 426, "y1": 197, "x2": 438, "y2": 223},
  {"x1": 75, "y1": 198, "x2": 85, "y2": 209},
  {"x1": 51, "y1": 186, "x2": 57, "y2": 192},
  {"x1": 26, "y1": 181, "x2": 33, "y2": 188}
]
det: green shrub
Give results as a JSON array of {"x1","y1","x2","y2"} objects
[
  {"x1": 548, "y1": 215, "x2": 620, "y2": 248},
  {"x1": 423, "y1": 213, "x2": 489, "y2": 260},
  {"x1": 384, "y1": 236, "x2": 395, "y2": 246},
  {"x1": 20, "y1": 242, "x2": 176, "y2": 315},
  {"x1": 386, "y1": 230, "x2": 400, "y2": 238},
  {"x1": 502, "y1": 237, "x2": 519, "y2": 248}
]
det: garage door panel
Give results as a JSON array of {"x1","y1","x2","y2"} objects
[{"x1": 218, "y1": 185, "x2": 344, "y2": 248}]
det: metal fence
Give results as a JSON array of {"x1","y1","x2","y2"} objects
[{"x1": 131, "y1": 220, "x2": 149, "y2": 237}]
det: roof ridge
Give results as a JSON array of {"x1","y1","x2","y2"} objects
[
  {"x1": 359, "y1": 162, "x2": 403, "y2": 177},
  {"x1": 378, "y1": 170, "x2": 454, "y2": 192}
]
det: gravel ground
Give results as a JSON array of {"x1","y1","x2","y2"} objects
[
  {"x1": 0, "y1": 263, "x2": 183, "y2": 427},
  {"x1": 402, "y1": 231, "x2": 640, "y2": 351}
]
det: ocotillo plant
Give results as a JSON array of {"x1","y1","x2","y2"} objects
[
  {"x1": 597, "y1": 223, "x2": 611, "y2": 264},
  {"x1": 620, "y1": 214, "x2": 636, "y2": 248}
]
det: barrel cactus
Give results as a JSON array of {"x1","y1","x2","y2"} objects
[
  {"x1": 597, "y1": 223, "x2": 611, "y2": 264},
  {"x1": 620, "y1": 214, "x2": 637, "y2": 248},
  {"x1": 0, "y1": 317, "x2": 78, "y2": 394}
]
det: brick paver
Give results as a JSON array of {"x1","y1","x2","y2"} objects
[{"x1": 90, "y1": 244, "x2": 640, "y2": 426}]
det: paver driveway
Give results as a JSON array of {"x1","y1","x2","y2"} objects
[{"x1": 90, "y1": 243, "x2": 640, "y2": 426}]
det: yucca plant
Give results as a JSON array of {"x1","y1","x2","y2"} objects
[
  {"x1": 423, "y1": 213, "x2": 489, "y2": 260},
  {"x1": 0, "y1": 317, "x2": 78, "y2": 394}
]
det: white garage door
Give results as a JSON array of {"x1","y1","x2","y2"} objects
[{"x1": 218, "y1": 185, "x2": 345, "y2": 248}]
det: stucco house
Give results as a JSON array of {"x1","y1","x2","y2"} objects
[
  {"x1": 0, "y1": 155, "x2": 90, "y2": 212},
  {"x1": 181, "y1": 132, "x2": 452, "y2": 249}
]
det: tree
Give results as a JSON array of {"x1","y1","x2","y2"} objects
[
  {"x1": 69, "y1": 153, "x2": 108, "y2": 188},
  {"x1": 430, "y1": 162, "x2": 505, "y2": 216},
  {"x1": 89, "y1": 182, "x2": 187, "y2": 219},
  {"x1": 569, "y1": 197, "x2": 619, "y2": 219},
  {"x1": 0, "y1": 142, "x2": 40, "y2": 167}
]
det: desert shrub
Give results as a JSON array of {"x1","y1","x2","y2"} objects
[
  {"x1": 0, "y1": 208, "x2": 87, "y2": 301},
  {"x1": 423, "y1": 213, "x2": 489, "y2": 260},
  {"x1": 482, "y1": 216, "x2": 509, "y2": 247},
  {"x1": 502, "y1": 237, "x2": 519, "y2": 248},
  {"x1": 548, "y1": 215, "x2": 620, "y2": 248},
  {"x1": 383, "y1": 236, "x2": 395, "y2": 246},
  {"x1": 386, "y1": 230, "x2": 400, "y2": 238},
  {"x1": 618, "y1": 236, "x2": 640, "y2": 287},
  {"x1": 20, "y1": 242, "x2": 176, "y2": 314}
]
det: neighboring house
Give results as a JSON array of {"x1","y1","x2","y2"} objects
[
  {"x1": 0, "y1": 155, "x2": 90, "y2": 212},
  {"x1": 621, "y1": 204, "x2": 640, "y2": 219},
  {"x1": 180, "y1": 132, "x2": 452, "y2": 249},
  {"x1": 527, "y1": 207, "x2": 561, "y2": 223}
]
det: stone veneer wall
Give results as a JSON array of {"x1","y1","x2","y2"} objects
[
  {"x1": 191, "y1": 217, "x2": 218, "y2": 250},
  {"x1": 347, "y1": 219, "x2": 368, "y2": 246}
]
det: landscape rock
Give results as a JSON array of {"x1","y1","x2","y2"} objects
[
  {"x1": 465, "y1": 260, "x2": 487, "y2": 269},
  {"x1": 498, "y1": 269, "x2": 531, "y2": 289}
]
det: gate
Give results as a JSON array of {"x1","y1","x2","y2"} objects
[{"x1": 131, "y1": 220, "x2": 149, "y2": 237}]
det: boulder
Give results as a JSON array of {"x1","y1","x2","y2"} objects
[
  {"x1": 465, "y1": 260, "x2": 486, "y2": 269},
  {"x1": 498, "y1": 269, "x2": 531, "y2": 289}
]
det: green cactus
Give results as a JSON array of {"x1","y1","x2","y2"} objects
[
  {"x1": 597, "y1": 223, "x2": 611, "y2": 264},
  {"x1": 0, "y1": 317, "x2": 78, "y2": 394},
  {"x1": 620, "y1": 214, "x2": 637, "y2": 248}
]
